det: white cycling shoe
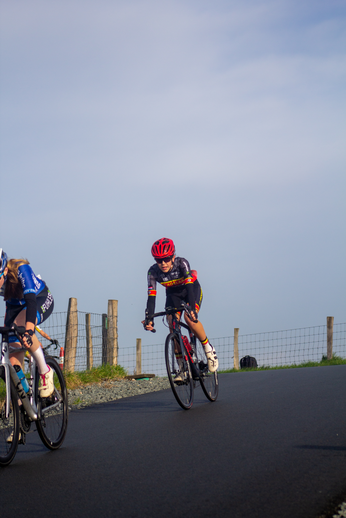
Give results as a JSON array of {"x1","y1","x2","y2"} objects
[
  {"x1": 38, "y1": 366, "x2": 54, "y2": 397},
  {"x1": 206, "y1": 347, "x2": 219, "y2": 372}
]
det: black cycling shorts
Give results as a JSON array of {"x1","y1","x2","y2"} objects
[
  {"x1": 165, "y1": 281, "x2": 203, "y2": 313},
  {"x1": 5, "y1": 287, "x2": 54, "y2": 329}
]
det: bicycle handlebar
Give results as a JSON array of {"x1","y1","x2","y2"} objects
[
  {"x1": 144, "y1": 302, "x2": 198, "y2": 333},
  {"x1": 0, "y1": 324, "x2": 26, "y2": 337},
  {"x1": 0, "y1": 324, "x2": 60, "y2": 350}
]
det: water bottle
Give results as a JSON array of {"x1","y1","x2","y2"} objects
[{"x1": 14, "y1": 365, "x2": 30, "y2": 393}]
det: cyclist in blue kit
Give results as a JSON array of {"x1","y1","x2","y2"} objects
[
  {"x1": 143, "y1": 238, "x2": 218, "y2": 374},
  {"x1": 0, "y1": 249, "x2": 54, "y2": 397}
]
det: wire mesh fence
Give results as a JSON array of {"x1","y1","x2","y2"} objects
[
  {"x1": 2, "y1": 312, "x2": 345, "y2": 376},
  {"x1": 212, "y1": 322, "x2": 346, "y2": 371},
  {"x1": 37, "y1": 311, "x2": 105, "y2": 371}
]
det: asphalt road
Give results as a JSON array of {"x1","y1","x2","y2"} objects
[{"x1": 1, "y1": 366, "x2": 346, "y2": 518}]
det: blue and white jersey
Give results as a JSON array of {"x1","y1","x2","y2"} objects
[{"x1": 7, "y1": 264, "x2": 45, "y2": 305}]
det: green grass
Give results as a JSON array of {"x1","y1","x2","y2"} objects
[
  {"x1": 64, "y1": 363, "x2": 127, "y2": 390},
  {"x1": 220, "y1": 355, "x2": 346, "y2": 373},
  {"x1": 0, "y1": 364, "x2": 128, "y2": 397}
]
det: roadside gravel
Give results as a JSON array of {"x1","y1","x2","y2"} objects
[
  {"x1": 333, "y1": 503, "x2": 346, "y2": 518},
  {"x1": 67, "y1": 376, "x2": 170, "y2": 409}
]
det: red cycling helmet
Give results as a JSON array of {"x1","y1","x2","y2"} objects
[{"x1": 151, "y1": 238, "x2": 175, "y2": 259}]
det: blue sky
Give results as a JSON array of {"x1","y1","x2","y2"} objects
[{"x1": 1, "y1": 0, "x2": 345, "y2": 349}]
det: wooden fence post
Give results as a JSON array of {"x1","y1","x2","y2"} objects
[
  {"x1": 85, "y1": 313, "x2": 93, "y2": 370},
  {"x1": 136, "y1": 339, "x2": 142, "y2": 374},
  {"x1": 102, "y1": 314, "x2": 107, "y2": 366},
  {"x1": 327, "y1": 316, "x2": 334, "y2": 360},
  {"x1": 107, "y1": 300, "x2": 118, "y2": 366},
  {"x1": 64, "y1": 297, "x2": 78, "y2": 372},
  {"x1": 234, "y1": 328, "x2": 239, "y2": 370}
]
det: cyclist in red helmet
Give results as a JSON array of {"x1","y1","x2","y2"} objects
[{"x1": 143, "y1": 238, "x2": 218, "y2": 373}]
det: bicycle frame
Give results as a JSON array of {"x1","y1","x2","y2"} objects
[
  {"x1": 1, "y1": 328, "x2": 39, "y2": 421},
  {"x1": 1, "y1": 326, "x2": 63, "y2": 422},
  {"x1": 171, "y1": 317, "x2": 200, "y2": 377},
  {"x1": 148, "y1": 305, "x2": 200, "y2": 379}
]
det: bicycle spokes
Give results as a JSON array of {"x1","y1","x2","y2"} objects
[
  {"x1": 0, "y1": 372, "x2": 20, "y2": 466},
  {"x1": 165, "y1": 333, "x2": 193, "y2": 409}
]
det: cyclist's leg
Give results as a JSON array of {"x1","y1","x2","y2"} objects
[
  {"x1": 31, "y1": 290, "x2": 54, "y2": 374},
  {"x1": 183, "y1": 284, "x2": 219, "y2": 372},
  {"x1": 8, "y1": 309, "x2": 43, "y2": 368},
  {"x1": 33, "y1": 292, "x2": 55, "y2": 396},
  {"x1": 185, "y1": 320, "x2": 218, "y2": 372},
  {"x1": 5, "y1": 305, "x2": 27, "y2": 369},
  {"x1": 8, "y1": 292, "x2": 55, "y2": 396},
  {"x1": 166, "y1": 289, "x2": 205, "y2": 343},
  {"x1": 183, "y1": 281, "x2": 205, "y2": 340}
]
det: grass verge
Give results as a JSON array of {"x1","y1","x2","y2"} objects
[
  {"x1": 220, "y1": 355, "x2": 346, "y2": 373},
  {"x1": 64, "y1": 363, "x2": 127, "y2": 390}
]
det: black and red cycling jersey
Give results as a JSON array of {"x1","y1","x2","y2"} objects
[{"x1": 146, "y1": 257, "x2": 201, "y2": 317}]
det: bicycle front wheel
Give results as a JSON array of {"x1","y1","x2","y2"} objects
[
  {"x1": 165, "y1": 333, "x2": 194, "y2": 410},
  {"x1": 0, "y1": 367, "x2": 20, "y2": 467},
  {"x1": 35, "y1": 357, "x2": 68, "y2": 450},
  {"x1": 196, "y1": 341, "x2": 219, "y2": 402}
]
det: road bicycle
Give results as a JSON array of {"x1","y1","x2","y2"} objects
[
  {"x1": 145, "y1": 303, "x2": 219, "y2": 409},
  {"x1": 0, "y1": 324, "x2": 68, "y2": 466}
]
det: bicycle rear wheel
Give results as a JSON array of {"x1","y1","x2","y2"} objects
[
  {"x1": 35, "y1": 357, "x2": 68, "y2": 450},
  {"x1": 165, "y1": 333, "x2": 194, "y2": 410},
  {"x1": 0, "y1": 367, "x2": 20, "y2": 467},
  {"x1": 196, "y1": 341, "x2": 219, "y2": 402}
]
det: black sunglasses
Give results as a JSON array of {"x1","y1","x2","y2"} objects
[{"x1": 155, "y1": 256, "x2": 173, "y2": 264}]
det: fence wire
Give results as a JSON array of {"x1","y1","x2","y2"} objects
[
  {"x1": 37, "y1": 311, "x2": 104, "y2": 371},
  {"x1": 215, "y1": 323, "x2": 346, "y2": 370},
  {"x1": 2, "y1": 312, "x2": 345, "y2": 376}
]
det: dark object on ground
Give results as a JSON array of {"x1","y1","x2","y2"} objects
[{"x1": 240, "y1": 355, "x2": 258, "y2": 369}]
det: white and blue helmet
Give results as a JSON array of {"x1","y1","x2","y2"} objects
[{"x1": 0, "y1": 249, "x2": 8, "y2": 275}]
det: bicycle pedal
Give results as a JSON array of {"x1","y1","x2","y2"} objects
[{"x1": 19, "y1": 433, "x2": 26, "y2": 445}]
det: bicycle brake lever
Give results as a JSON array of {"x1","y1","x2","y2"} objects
[
  {"x1": 184, "y1": 304, "x2": 198, "y2": 323},
  {"x1": 12, "y1": 324, "x2": 26, "y2": 344},
  {"x1": 144, "y1": 310, "x2": 156, "y2": 332},
  {"x1": 12, "y1": 324, "x2": 26, "y2": 335}
]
